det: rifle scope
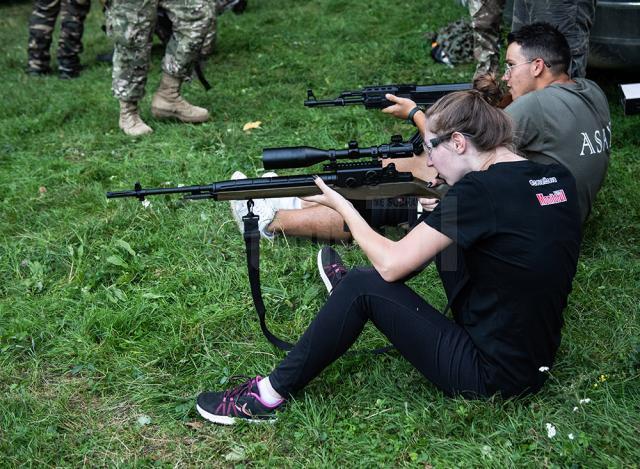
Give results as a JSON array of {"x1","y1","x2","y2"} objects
[{"x1": 262, "y1": 135, "x2": 421, "y2": 170}]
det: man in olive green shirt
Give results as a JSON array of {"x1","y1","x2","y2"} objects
[{"x1": 503, "y1": 22, "x2": 610, "y2": 223}]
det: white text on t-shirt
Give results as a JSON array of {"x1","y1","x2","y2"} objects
[{"x1": 580, "y1": 122, "x2": 612, "y2": 156}]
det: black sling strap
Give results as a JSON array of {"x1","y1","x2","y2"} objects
[
  {"x1": 194, "y1": 62, "x2": 212, "y2": 91},
  {"x1": 241, "y1": 200, "x2": 392, "y2": 355},
  {"x1": 242, "y1": 208, "x2": 294, "y2": 351}
]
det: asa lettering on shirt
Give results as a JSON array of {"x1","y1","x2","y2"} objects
[
  {"x1": 536, "y1": 189, "x2": 568, "y2": 207},
  {"x1": 580, "y1": 122, "x2": 612, "y2": 156}
]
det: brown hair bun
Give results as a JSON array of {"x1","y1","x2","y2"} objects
[{"x1": 472, "y1": 73, "x2": 505, "y2": 107}]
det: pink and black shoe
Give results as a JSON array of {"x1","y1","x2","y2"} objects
[
  {"x1": 196, "y1": 376, "x2": 283, "y2": 425},
  {"x1": 317, "y1": 246, "x2": 348, "y2": 294}
]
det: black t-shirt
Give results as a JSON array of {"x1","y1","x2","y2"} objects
[{"x1": 424, "y1": 161, "x2": 581, "y2": 396}]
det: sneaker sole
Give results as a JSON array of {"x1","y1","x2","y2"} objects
[
  {"x1": 196, "y1": 404, "x2": 276, "y2": 425},
  {"x1": 317, "y1": 249, "x2": 334, "y2": 294}
]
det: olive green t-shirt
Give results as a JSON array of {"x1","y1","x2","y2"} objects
[{"x1": 506, "y1": 78, "x2": 611, "y2": 222}]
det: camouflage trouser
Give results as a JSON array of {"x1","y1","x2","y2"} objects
[
  {"x1": 468, "y1": 0, "x2": 506, "y2": 78},
  {"x1": 512, "y1": 0, "x2": 596, "y2": 78},
  {"x1": 194, "y1": 0, "x2": 246, "y2": 61},
  {"x1": 27, "y1": 0, "x2": 91, "y2": 73},
  {"x1": 199, "y1": 11, "x2": 217, "y2": 60},
  {"x1": 106, "y1": 0, "x2": 214, "y2": 102}
]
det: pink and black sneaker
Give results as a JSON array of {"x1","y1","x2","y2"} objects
[
  {"x1": 196, "y1": 376, "x2": 283, "y2": 425},
  {"x1": 317, "y1": 246, "x2": 348, "y2": 294}
]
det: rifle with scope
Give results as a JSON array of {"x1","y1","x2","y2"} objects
[
  {"x1": 304, "y1": 82, "x2": 472, "y2": 109},
  {"x1": 106, "y1": 133, "x2": 443, "y2": 203}
]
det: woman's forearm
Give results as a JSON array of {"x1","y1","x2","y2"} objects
[{"x1": 335, "y1": 201, "x2": 398, "y2": 280}]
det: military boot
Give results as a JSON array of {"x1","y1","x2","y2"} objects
[
  {"x1": 119, "y1": 101, "x2": 153, "y2": 137},
  {"x1": 151, "y1": 72, "x2": 209, "y2": 123}
]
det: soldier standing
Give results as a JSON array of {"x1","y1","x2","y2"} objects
[
  {"x1": 469, "y1": 0, "x2": 595, "y2": 80},
  {"x1": 105, "y1": 0, "x2": 215, "y2": 136},
  {"x1": 468, "y1": 0, "x2": 506, "y2": 79},
  {"x1": 27, "y1": 0, "x2": 91, "y2": 78},
  {"x1": 511, "y1": 0, "x2": 596, "y2": 78}
]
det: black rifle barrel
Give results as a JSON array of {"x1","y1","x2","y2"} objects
[
  {"x1": 105, "y1": 175, "x2": 341, "y2": 201},
  {"x1": 305, "y1": 82, "x2": 472, "y2": 109},
  {"x1": 106, "y1": 183, "x2": 215, "y2": 200}
]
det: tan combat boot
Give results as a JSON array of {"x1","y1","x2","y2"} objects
[
  {"x1": 119, "y1": 101, "x2": 153, "y2": 136},
  {"x1": 151, "y1": 72, "x2": 209, "y2": 123}
]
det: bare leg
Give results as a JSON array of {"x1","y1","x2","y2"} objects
[{"x1": 267, "y1": 205, "x2": 352, "y2": 241}]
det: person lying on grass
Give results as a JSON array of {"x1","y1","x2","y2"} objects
[{"x1": 196, "y1": 85, "x2": 582, "y2": 425}]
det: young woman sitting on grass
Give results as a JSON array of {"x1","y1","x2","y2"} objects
[{"x1": 196, "y1": 83, "x2": 582, "y2": 425}]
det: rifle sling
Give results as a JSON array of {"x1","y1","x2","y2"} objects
[
  {"x1": 194, "y1": 62, "x2": 212, "y2": 91},
  {"x1": 243, "y1": 212, "x2": 294, "y2": 351},
  {"x1": 242, "y1": 208, "x2": 392, "y2": 355}
]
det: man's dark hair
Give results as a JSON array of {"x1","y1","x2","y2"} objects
[{"x1": 507, "y1": 22, "x2": 571, "y2": 75}]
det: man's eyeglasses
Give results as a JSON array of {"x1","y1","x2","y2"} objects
[
  {"x1": 503, "y1": 59, "x2": 533, "y2": 77},
  {"x1": 423, "y1": 132, "x2": 473, "y2": 156},
  {"x1": 503, "y1": 57, "x2": 553, "y2": 78}
]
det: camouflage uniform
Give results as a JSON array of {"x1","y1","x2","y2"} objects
[
  {"x1": 511, "y1": 0, "x2": 596, "y2": 78},
  {"x1": 198, "y1": 6, "x2": 218, "y2": 61},
  {"x1": 198, "y1": 1, "x2": 246, "y2": 62},
  {"x1": 27, "y1": 0, "x2": 91, "y2": 75},
  {"x1": 468, "y1": 0, "x2": 506, "y2": 78},
  {"x1": 105, "y1": 0, "x2": 214, "y2": 102}
]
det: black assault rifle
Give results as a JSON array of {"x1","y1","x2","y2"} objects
[
  {"x1": 304, "y1": 82, "x2": 472, "y2": 109},
  {"x1": 107, "y1": 133, "x2": 442, "y2": 352}
]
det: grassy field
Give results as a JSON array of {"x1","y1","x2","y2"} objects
[{"x1": 1, "y1": 0, "x2": 639, "y2": 466}]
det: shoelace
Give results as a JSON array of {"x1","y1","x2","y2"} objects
[
  {"x1": 216, "y1": 376, "x2": 260, "y2": 415},
  {"x1": 325, "y1": 263, "x2": 347, "y2": 282}
]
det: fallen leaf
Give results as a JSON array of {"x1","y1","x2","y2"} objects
[
  {"x1": 39, "y1": 186, "x2": 47, "y2": 194},
  {"x1": 243, "y1": 121, "x2": 262, "y2": 131},
  {"x1": 185, "y1": 421, "x2": 204, "y2": 430}
]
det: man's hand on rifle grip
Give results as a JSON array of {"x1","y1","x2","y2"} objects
[{"x1": 382, "y1": 94, "x2": 418, "y2": 120}]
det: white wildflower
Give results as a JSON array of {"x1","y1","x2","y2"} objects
[
  {"x1": 573, "y1": 406, "x2": 579, "y2": 412},
  {"x1": 142, "y1": 200, "x2": 152, "y2": 209},
  {"x1": 579, "y1": 398, "x2": 591, "y2": 404},
  {"x1": 545, "y1": 423, "x2": 557, "y2": 438},
  {"x1": 538, "y1": 366, "x2": 550, "y2": 372},
  {"x1": 568, "y1": 433, "x2": 575, "y2": 440}
]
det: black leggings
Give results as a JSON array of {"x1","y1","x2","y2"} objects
[{"x1": 269, "y1": 262, "x2": 492, "y2": 399}]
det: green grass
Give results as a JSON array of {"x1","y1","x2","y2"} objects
[{"x1": 1, "y1": 0, "x2": 639, "y2": 466}]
